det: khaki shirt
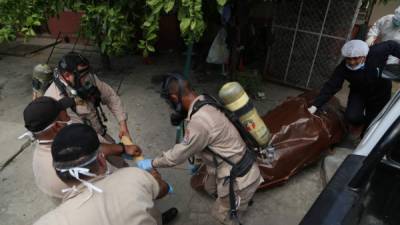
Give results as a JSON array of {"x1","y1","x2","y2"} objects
[
  {"x1": 33, "y1": 168, "x2": 160, "y2": 225},
  {"x1": 33, "y1": 143, "x2": 68, "y2": 199},
  {"x1": 44, "y1": 74, "x2": 127, "y2": 135},
  {"x1": 153, "y1": 95, "x2": 261, "y2": 197},
  {"x1": 33, "y1": 142, "x2": 117, "y2": 199}
]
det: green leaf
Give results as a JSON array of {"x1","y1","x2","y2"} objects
[
  {"x1": 164, "y1": 0, "x2": 174, "y2": 13},
  {"x1": 147, "y1": 0, "x2": 158, "y2": 7},
  {"x1": 143, "y1": 21, "x2": 151, "y2": 27},
  {"x1": 180, "y1": 18, "x2": 191, "y2": 32},
  {"x1": 147, "y1": 33, "x2": 157, "y2": 41},
  {"x1": 153, "y1": 3, "x2": 163, "y2": 13},
  {"x1": 190, "y1": 20, "x2": 196, "y2": 30},
  {"x1": 147, "y1": 45, "x2": 155, "y2": 52},
  {"x1": 216, "y1": 0, "x2": 227, "y2": 6},
  {"x1": 28, "y1": 28, "x2": 35, "y2": 36},
  {"x1": 138, "y1": 42, "x2": 145, "y2": 49}
]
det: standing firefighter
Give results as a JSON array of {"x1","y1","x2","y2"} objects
[
  {"x1": 308, "y1": 40, "x2": 400, "y2": 138},
  {"x1": 137, "y1": 74, "x2": 262, "y2": 225},
  {"x1": 366, "y1": 6, "x2": 400, "y2": 64},
  {"x1": 45, "y1": 52, "x2": 130, "y2": 143}
]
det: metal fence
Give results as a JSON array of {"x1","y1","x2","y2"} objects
[{"x1": 265, "y1": 0, "x2": 362, "y2": 89}]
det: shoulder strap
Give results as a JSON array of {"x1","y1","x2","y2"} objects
[
  {"x1": 189, "y1": 95, "x2": 223, "y2": 119},
  {"x1": 53, "y1": 78, "x2": 80, "y2": 113},
  {"x1": 190, "y1": 94, "x2": 260, "y2": 150},
  {"x1": 53, "y1": 77, "x2": 69, "y2": 97}
]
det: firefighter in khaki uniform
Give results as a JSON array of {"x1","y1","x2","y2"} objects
[
  {"x1": 45, "y1": 52, "x2": 130, "y2": 144},
  {"x1": 22, "y1": 97, "x2": 140, "y2": 199},
  {"x1": 137, "y1": 75, "x2": 262, "y2": 225},
  {"x1": 33, "y1": 124, "x2": 178, "y2": 225}
]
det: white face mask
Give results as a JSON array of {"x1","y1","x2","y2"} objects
[
  {"x1": 37, "y1": 139, "x2": 53, "y2": 144},
  {"x1": 35, "y1": 120, "x2": 72, "y2": 144},
  {"x1": 346, "y1": 62, "x2": 365, "y2": 71},
  {"x1": 57, "y1": 119, "x2": 73, "y2": 126}
]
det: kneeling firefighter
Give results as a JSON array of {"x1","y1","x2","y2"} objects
[
  {"x1": 136, "y1": 74, "x2": 264, "y2": 225},
  {"x1": 44, "y1": 52, "x2": 131, "y2": 144}
]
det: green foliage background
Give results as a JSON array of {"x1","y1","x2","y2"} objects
[
  {"x1": 0, "y1": 0, "x2": 227, "y2": 56},
  {"x1": 1, "y1": 0, "x2": 395, "y2": 56}
]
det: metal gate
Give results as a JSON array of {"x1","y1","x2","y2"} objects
[{"x1": 265, "y1": 0, "x2": 362, "y2": 89}]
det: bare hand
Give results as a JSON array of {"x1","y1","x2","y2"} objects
[{"x1": 124, "y1": 144, "x2": 142, "y2": 157}]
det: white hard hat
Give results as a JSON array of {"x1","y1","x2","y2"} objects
[
  {"x1": 394, "y1": 6, "x2": 400, "y2": 21},
  {"x1": 341, "y1": 40, "x2": 369, "y2": 58}
]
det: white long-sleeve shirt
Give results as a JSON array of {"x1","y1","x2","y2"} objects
[{"x1": 367, "y1": 14, "x2": 400, "y2": 64}]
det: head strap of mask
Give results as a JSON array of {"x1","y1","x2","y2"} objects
[
  {"x1": 161, "y1": 73, "x2": 186, "y2": 126},
  {"x1": 54, "y1": 148, "x2": 103, "y2": 195},
  {"x1": 58, "y1": 52, "x2": 90, "y2": 91}
]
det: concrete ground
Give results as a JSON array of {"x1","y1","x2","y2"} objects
[{"x1": 0, "y1": 38, "x2": 353, "y2": 225}]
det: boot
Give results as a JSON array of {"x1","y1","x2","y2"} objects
[{"x1": 162, "y1": 207, "x2": 178, "y2": 225}]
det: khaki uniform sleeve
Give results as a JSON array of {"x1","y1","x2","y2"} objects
[
  {"x1": 94, "y1": 75, "x2": 127, "y2": 122},
  {"x1": 153, "y1": 118, "x2": 210, "y2": 168}
]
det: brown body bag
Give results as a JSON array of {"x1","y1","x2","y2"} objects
[{"x1": 191, "y1": 91, "x2": 346, "y2": 191}]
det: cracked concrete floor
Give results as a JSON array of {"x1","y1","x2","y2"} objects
[{"x1": 0, "y1": 38, "x2": 351, "y2": 225}]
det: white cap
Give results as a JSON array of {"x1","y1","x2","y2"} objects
[
  {"x1": 341, "y1": 40, "x2": 369, "y2": 58},
  {"x1": 394, "y1": 6, "x2": 400, "y2": 21}
]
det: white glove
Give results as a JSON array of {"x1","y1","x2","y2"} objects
[{"x1": 308, "y1": 105, "x2": 317, "y2": 114}]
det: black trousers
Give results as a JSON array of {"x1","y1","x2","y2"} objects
[{"x1": 345, "y1": 88, "x2": 391, "y2": 127}]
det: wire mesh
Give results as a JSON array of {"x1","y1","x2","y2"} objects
[
  {"x1": 273, "y1": 0, "x2": 301, "y2": 28},
  {"x1": 298, "y1": 0, "x2": 329, "y2": 33},
  {"x1": 267, "y1": 0, "x2": 362, "y2": 89},
  {"x1": 268, "y1": 28, "x2": 294, "y2": 81},
  {"x1": 308, "y1": 37, "x2": 345, "y2": 89},
  {"x1": 323, "y1": 0, "x2": 360, "y2": 38},
  {"x1": 286, "y1": 32, "x2": 319, "y2": 87}
]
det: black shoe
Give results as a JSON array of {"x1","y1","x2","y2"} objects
[{"x1": 162, "y1": 207, "x2": 178, "y2": 225}]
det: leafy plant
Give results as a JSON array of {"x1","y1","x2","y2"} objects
[
  {"x1": 80, "y1": 4, "x2": 134, "y2": 56},
  {"x1": 139, "y1": 0, "x2": 227, "y2": 57},
  {"x1": 0, "y1": 0, "x2": 230, "y2": 58},
  {"x1": 0, "y1": 0, "x2": 47, "y2": 41},
  {"x1": 138, "y1": 0, "x2": 169, "y2": 57}
]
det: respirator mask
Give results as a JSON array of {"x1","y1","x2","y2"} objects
[
  {"x1": 58, "y1": 52, "x2": 101, "y2": 104},
  {"x1": 160, "y1": 74, "x2": 188, "y2": 126}
]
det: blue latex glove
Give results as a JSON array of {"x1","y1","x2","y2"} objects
[
  {"x1": 137, "y1": 159, "x2": 153, "y2": 171},
  {"x1": 188, "y1": 164, "x2": 200, "y2": 175},
  {"x1": 168, "y1": 184, "x2": 174, "y2": 194}
]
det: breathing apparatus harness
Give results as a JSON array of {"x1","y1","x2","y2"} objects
[
  {"x1": 161, "y1": 74, "x2": 256, "y2": 224},
  {"x1": 54, "y1": 52, "x2": 108, "y2": 136}
]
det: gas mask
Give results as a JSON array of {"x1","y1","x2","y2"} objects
[
  {"x1": 161, "y1": 74, "x2": 188, "y2": 126},
  {"x1": 58, "y1": 52, "x2": 101, "y2": 105},
  {"x1": 74, "y1": 72, "x2": 101, "y2": 106}
]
